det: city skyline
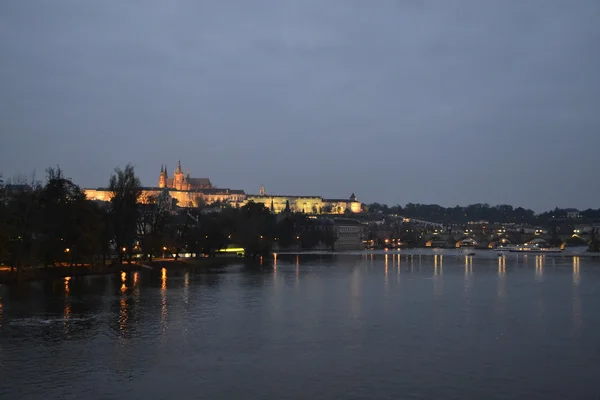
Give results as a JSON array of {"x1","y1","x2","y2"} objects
[{"x1": 1, "y1": 1, "x2": 599, "y2": 211}]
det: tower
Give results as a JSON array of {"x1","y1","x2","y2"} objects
[
  {"x1": 158, "y1": 165, "x2": 168, "y2": 188},
  {"x1": 260, "y1": 185, "x2": 265, "y2": 196},
  {"x1": 174, "y1": 160, "x2": 184, "y2": 190}
]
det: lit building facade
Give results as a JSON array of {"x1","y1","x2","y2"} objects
[
  {"x1": 235, "y1": 188, "x2": 361, "y2": 215},
  {"x1": 84, "y1": 163, "x2": 362, "y2": 214}
]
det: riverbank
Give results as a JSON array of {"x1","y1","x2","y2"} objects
[
  {"x1": 0, "y1": 263, "x2": 144, "y2": 284},
  {"x1": 0, "y1": 257, "x2": 255, "y2": 284}
]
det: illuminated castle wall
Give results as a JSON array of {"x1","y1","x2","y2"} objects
[{"x1": 84, "y1": 162, "x2": 362, "y2": 214}]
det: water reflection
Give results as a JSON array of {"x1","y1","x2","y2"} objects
[
  {"x1": 535, "y1": 256, "x2": 544, "y2": 281},
  {"x1": 384, "y1": 254, "x2": 389, "y2": 289},
  {"x1": 63, "y1": 278, "x2": 72, "y2": 335},
  {"x1": 497, "y1": 256, "x2": 507, "y2": 299},
  {"x1": 573, "y1": 256, "x2": 580, "y2": 286},
  {"x1": 464, "y1": 256, "x2": 473, "y2": 277},
  {"x1": 433, "y1": 255, "x2": 444, "y2": 296},
  {"x1": 350, "y1": 266, "x2": 362, "y2": 319},
  {"x1": 183, "y1": 271, "x2": 190, "y2": 306},
  {"x1": 498, "y1": 256, "x2": 506, "y2": 275},
  {"x1": 2, "y1": 254, "x2": 600, "y2": 400},
  {"x1": 120, "y1": 271, "x2": 127, "y2": 294},
  {"x1": 119, "y1": 297, "x2": 128, "y2": 332},
  {"x1": 64, "y1": 276, "x2": 71, "y2": 296},
  {"x1": 434, "y1": 254, "x2": 443, "y2": 277},
  {"x1": 161, "y1": 268, "x2": 168, "y2": 333}
]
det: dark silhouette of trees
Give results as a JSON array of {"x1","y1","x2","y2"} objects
[
  {"x1": 588, "y1": 228, "x2": 599, "y2": 252},
  {"x1": 109, "y1": 164, "x2": 141, "y2": 264},
  {"x1": 137, "y1": 191, "x2": 171, "y2": 262}
]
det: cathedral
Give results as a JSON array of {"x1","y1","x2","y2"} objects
[
  {"x1": 158, "y1": 161, "x2": 213, "y2": 191},
  {"x1": 84, "y1": 160, "x2": 362, "y2": 214}
]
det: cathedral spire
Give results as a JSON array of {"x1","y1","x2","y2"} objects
[
  {"x1": 160, "y1": 164, "x2": 164, "y2": 173},
  {"x1": 176, "y1": 160, "x2": 182, "y2": 173}
]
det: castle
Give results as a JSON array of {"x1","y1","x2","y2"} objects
[
  {"x1": 158, "y1": 161, "x2": 212, "y2": 191},
  {"x1": 84, "y1": 161, "x2": 362, "y2": 214}
]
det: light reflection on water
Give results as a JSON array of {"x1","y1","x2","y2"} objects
[{"x1": 0, "y1": 254, "x2": 600, "y2": 399}]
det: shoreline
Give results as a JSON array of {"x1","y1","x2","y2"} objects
[
  {"x1": 2, "y1": 249, "x2": 599, "y2": 284},
  {"x1": 0, "y1": 257, "x2": 253, "y2": 284}
]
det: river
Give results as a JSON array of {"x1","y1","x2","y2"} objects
[{"x1": 1, "y1": 250, "x2": 599, "y2": 399}]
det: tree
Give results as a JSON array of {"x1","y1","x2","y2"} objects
[
  {"x1": 233, "y1": 201, "x2": 275, "y2": 258},
  {"x1": 588, "y1": 228, "x2": 599, "y2": 252},
  {"x1": 109, "y1": 164, "x2": 141, "y2": 264},
  {"x1": 320, "y1": 221, "x2": 338, "y2": 251},
  {"x1": 137, "y1": 191, "x2": 171, "y2": 261},
  {"x1": 1, "y1": 173, "x2": 42, "y2": 273},
  {"x1": 38, "y1": 166, "x2": 90, "y2": 267}
]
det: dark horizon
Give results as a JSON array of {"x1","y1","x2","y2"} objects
[{"x1": 1, "y1": 1, "x2": 599, "y2": 211}]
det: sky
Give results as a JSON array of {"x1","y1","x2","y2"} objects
[{"x1": 1, "y1": 1, "x2": 599, "y2": 212}]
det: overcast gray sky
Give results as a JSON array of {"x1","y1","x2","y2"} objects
[{"x1": 1, "y1": 1, "x2": 599, "y2": 211}]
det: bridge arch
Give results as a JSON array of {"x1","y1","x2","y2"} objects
[{"x1": 456, "y1": 237, "x2": 478, "y2": 248}]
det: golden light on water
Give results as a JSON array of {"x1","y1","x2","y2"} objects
[
  {"x1": 161, "y1": 267, "x2": 168, "y2": 333},
  {"x1": 535, "y1": 255, "x2": 544, "y2": 280},
  {"x1": 384, "y1": 254, "x2": 389, "y2": 285},
  {"x1": 120, "y1": 271, "x2": 128, "y2": 294},
  {"x1": 119, "y1": 297, "x2": 128, "y2": 331},
  {"x1": 133, "y1": 272, "x2": 139, "y2": 285},
  {"x1": 464, "y1": 256, "x2": 473, "y2": 277},
  {"x1": 64, "y1": 277, "x2": 71, "y2": 295},
  {"x1": 573, "y1": 256, "x2": 580, "y2": 286},
  {"x1": 498, "y1": 256, "x2": 506, "y2": 275},
  {"x1": 161, "y1": 267, "x2": 167, "y2": 291}
]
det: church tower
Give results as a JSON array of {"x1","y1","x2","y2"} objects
[
  {"x1": 174, "y1": 160, "x2": 184, "y2": 190},
  {"x1": 158, "y1": 165, "x2": 168, "y2": 188}
]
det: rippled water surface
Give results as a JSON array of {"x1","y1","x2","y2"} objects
[{"x1": 1, "y1": 251, "x2": 600, "y2": 399}]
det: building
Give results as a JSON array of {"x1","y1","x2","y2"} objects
[
  {"x1": 84, "y1": 161, "x2": 245, "y2": 208},
  {"x1": 332, "y1": 218, "x2": 364, "y2": 250},
  {"x1": 158, "y1": 161, "x2": 212, "y2": 191},
  {"x1": 237, "y1": 188, "x2": 361, "y2": 215},
  {"x1": 84, "y1": 162, "x2": 362, "y2": 215},
  {"x1": 565, "y1": 208, "x2": 581, "y2": 219}
]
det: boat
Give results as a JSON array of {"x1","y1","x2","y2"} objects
[
  {"x1": 508, "y1": 243, "x2": 562, "y2": 253},
  {"x1": 496, "y1": 244, "x2": 517, "y2": 254}
]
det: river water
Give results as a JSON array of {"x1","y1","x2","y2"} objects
[{"x1": 1, "y1": 250, "x2": 599, "y2": 399}]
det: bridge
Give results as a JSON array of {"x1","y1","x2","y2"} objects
[{"x1": 423, "y1": 232, "x2": 591, "y2": 249}]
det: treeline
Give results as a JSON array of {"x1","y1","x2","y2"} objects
[
  {"x1": 366, "y1": 202, "x2": 600, "y2": 225},
  {"x1": 0, "y1": 165, "x2": 338, "y2": 273}
]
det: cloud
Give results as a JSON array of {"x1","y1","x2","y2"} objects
[{"x1": 1, "y1": 0, "x2": 599, "y2": 211}]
